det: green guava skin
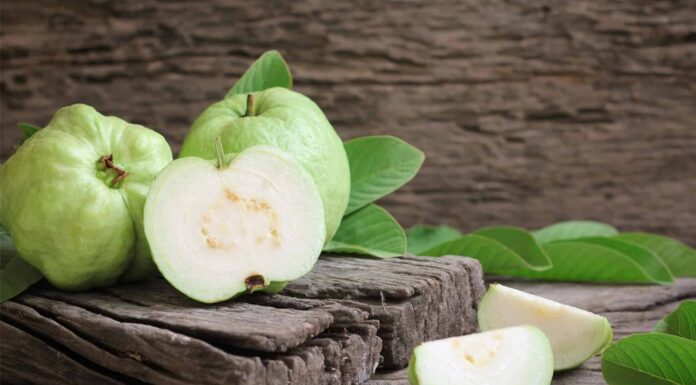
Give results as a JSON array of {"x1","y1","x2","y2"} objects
[
  {"x1": 179, "y1": 87, "x2": 350, "y2": 242},
  {"x1": 0, "y1": 104, "x2": 172, "y2": 290}
]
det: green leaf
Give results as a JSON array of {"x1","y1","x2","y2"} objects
[
  {"x1": 343, "y1": 136, "x2": 424, "y2": 215},
  {"x1": 473, "y1": 226, "x2": 551, "y2": 270},
  {"x1": 572, "y1": 237, "x2": 673, "y2": 284},
  {"x1": 226, "y1": 50, "x2": 293, "y2": 96},
  {"x1": 1, "y1": 225, "x2": 18, "y2": 268},
  {"x1": 18, "y1": 122, "x2": 41, "y2": 142},
  {"x1": 406, "y1": 225, "x2": 462, "y2": 255},
  {"x1": 601, "y1": 333, "x2": 696, "y2": 385},
  {"x1": 614, "y1": 232, "x2": 696, "y2": 277},
  {"x1": 654, "y1": 301, "x2": 696, "y2": 341},
  {"x1": 1, "y1": 225, "x2": 42, "y2": 303},
  {"x1": 422, "y1": 234, "x2": 552, "y2": 274},
  {"x1": 324, "y1": 204, "x2": 406, "y2": 258},
  {"x1": 518, "y1": 241, "x2": 672, "y2": 284},
  {"x1": 533, "y1": 220, "x2": 619, "y2": 244}
]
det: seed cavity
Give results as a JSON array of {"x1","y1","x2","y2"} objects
[{"x1": 200, "y1": 189, "x2": 280, "y2": 250}]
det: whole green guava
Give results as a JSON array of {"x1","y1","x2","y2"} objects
[
  {"x1": 0, "y1": 104, "x2": 173, "y2": 290},
  {"x1": 179, "y1": 87, "x2": 350, "y2": 241}
]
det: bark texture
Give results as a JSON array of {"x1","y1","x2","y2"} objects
[
  {"x1": 365, "y1": 277, "x2": 696, "y2": 385},
  {"x1": 0, "y1": 255, "x2": 484, "y2": 385},
  {"x1": 1, "y1": 0, "x2": 695, "y2": 244}
]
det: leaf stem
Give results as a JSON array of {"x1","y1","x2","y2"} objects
[{"x1": 246, "y1": 94, "x2": 256, "y2": 117}]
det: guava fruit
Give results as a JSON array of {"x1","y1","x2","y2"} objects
[
  {"x1": 408, "y1": 325, "x2": 553, "y2": 385},
  {"x1": 478, "y1": 283, "x2": 613, "y2": 370},
  {"x1": 0, "y1": 104, "x2": 173, "y2": 290},
  {"x1": 179, "y1": 88, "x2": 350, "y2": 242},
  {"x1": 144, "y1": 142, "x2": 325, "y2": 303}
]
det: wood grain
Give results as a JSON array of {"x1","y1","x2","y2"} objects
[
  {"x1": 365, "y1": 277, "x2": 696, "y2": 385},
  {"x1": 1, "y1": 0, "x2": 695, "y2": 245},
  {"x1": 0, "y1": 255, "x2": 484, "y2": 385}
]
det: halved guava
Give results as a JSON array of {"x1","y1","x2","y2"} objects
[
  {"x1": 179, "y1": 88, "x2": 350, "y2": 243},
  {"x1": 478, "y1": 283, "x2": 613, "y2": 370},
  {"x1": 408, "y1": 325, "x2": 553, "y2": 385},
  {"x1": 144, "y1": 144, "x2": 325, "y2": 303}
]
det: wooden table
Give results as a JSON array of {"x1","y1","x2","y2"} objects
[
  {"x1": 366, "y1": 277, "x2": 696, "y2": 385},
  {"x1": 0, "y1": 255, "x2": 485, "y2": 385},
  {"x1": 2, "y1": 254, "x2": 694, "y2": 385}
]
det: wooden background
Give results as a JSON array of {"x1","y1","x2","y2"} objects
[{"x1": 2, "y1": 0, "x2": 695, "y2": 244}]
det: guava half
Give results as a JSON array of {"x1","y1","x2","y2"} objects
[
  {"x1": 144, "y1": 143, "x2": 325, "y2": 303},
  {"x1": 408, "y1": 325, "x2": 553, "y2": 385},
  {"x1": 179, "y1": 88, "x2": 350, "y2": 242},
  {"x1": 478, "y1": 283, "x2": 613, "y2": 370},
  {"x1": 0, "y1": 104, "x2": 173, "y2": 290}
]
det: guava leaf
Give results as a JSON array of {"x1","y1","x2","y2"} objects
[
  {"x1": 0, "y1": 225, "x2": 18, "y2": 268},
  {"x1": 473, "y1": 226, "x2": 551, "y2": 270},
  {"x1": 406, "y1": 225, "x2": 462, "y2": 255},
  {"x1": 517, "y1": 241, "x2": 672, "y2": 284},
  {"x1": 324, "y1": 204, "x2": 406, "y2": 258},
  {"x1": 533, "y1": 220, "x2": 619, "y2": 244},
  {"x1": 18, "y1": 122, "x2": 41, "y2": 143},
  {"x1": 1, "y1": 225, "x2": 42, "y2": 303},
  {"x1": 226, "y1": 50, "x2": 293, "y2": 97},
  {"x1": 421, "y1": 234, "x2": 552, "y2": 274},
  {"x1": 613, "y1": 232, "x2": 696, "y2": 277},
  {"x1": 570, "y1": 237, "x2": 673, "y2": 284},
  {"x1": 344, "y1": 136, "x2": 424, "y2": 215},
  {"x1": 601, "y1": 333, "x2": 696, "y2": 385},
  {"x1": 653, "y1": 301, "x2": 696, "y2": 340}
]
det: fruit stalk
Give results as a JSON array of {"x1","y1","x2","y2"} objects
[
  {"x1": 246, "y1": 94, "x2": 256, "y2": 117},
  {"x1": 100, "y1": 155, "x2": 128, "y2": 186},
  {"x1": 214, "y1": 137, "x2": 226, "y2": 169}
]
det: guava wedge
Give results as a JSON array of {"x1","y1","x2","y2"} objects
[
  {"x1": 0, "y1": 104, "x2": 173, "y2": 290},
  {"x1": 179, "y1": 88, "x2": 350, "y2": 242},
  {"x1": 478, "y1": 283, "x2": 613, "y2": 370},
  {"x1": 408, "y1": 325, "x2": 553, "y2": 385},
  {"x1": 144, "y1": 142, "x2": 325, "y2": 303}
]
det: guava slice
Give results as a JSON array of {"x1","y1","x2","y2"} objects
[
  {"x1": 144, "y1": 144, "x2": 325, "y2": 303},
  {"x1": 408, "y1": 325, "x2": 553, "y2": 385},
  {"x1": 478, "y1": 283, "x2": 613, "y2": 370}
]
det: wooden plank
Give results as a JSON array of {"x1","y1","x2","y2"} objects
[
  {"x1": 0, "y1": 255, "x2": 483, "y2": 385},
  {"x1": 1, "y1": 299, "x2": 269, "y2": 385},
  {"x1": 284, "y1": 256, "x2": 486, "y2": 368},
  {"x1": 0, "y1": 321, "x2": 126, "y2": 385},
  {"x1": 365, "y1": 278, "x2": 696, "y2": 385},
  {"x1": 1, "y1": 0, "x2": 695, "y2": 246},
  {"x1": 33, "y1": 280, "x2": 341, "y2": 353}
]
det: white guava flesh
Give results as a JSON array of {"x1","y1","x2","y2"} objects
[
  {"x1": 409, "y1": 325, "x2": 553, "y2": 385},
  {"x1": 478, "y1": 284, "x2": 613, "y2": 370},
  {"x1": 144, "y1": 145, "x2": 325, "y2": 303}
]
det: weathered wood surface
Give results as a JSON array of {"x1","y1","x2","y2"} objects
[
  {"x1": 1, "y1": 0, "x2": 695, "y2": 245},
  {"x1": 0, "y1": 255, "x2": 484, "y2": 385},
  {"x1": 365, "y1": 277, "x2": 696, "y2": 385}
]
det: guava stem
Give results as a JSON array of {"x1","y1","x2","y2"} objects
[
  {"x1": 100, "y1": 155, "x2": 128, "y2": 187},
  {"x1": 214, "y1": 137, "x2": 225, "y2": 169},
  {"x1": 246, "y1": 94, "x2": 256, "y2": 117}
]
